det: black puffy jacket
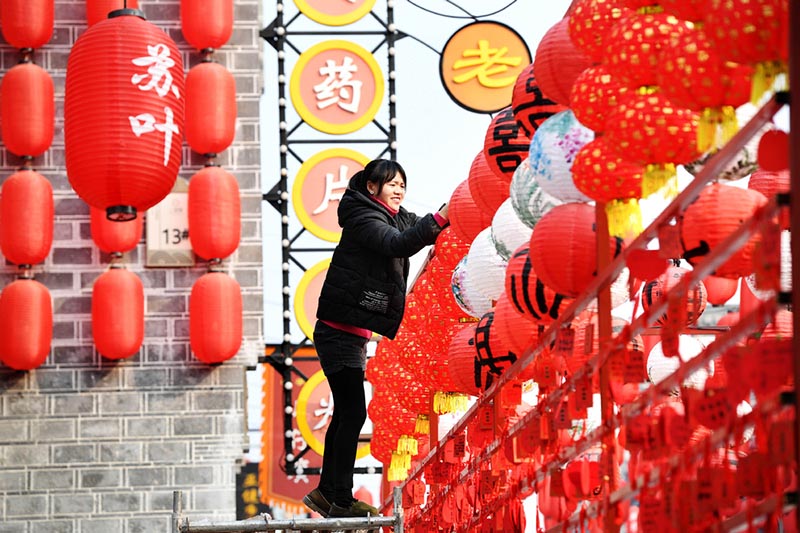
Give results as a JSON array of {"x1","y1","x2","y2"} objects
[{"x1": 316, "y1": 187, "x2": 444, "y2": 339}]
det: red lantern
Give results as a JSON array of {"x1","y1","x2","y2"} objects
[
  {"x1": 0, "y1": 0, "x2": 53, "y2": 49},
  {"x1": 703, "y1": 275, "x2": 739, "y2": 306},
  {"x1": 530, "y1": 202, "x2": 625, "y2": 297},
  {"x1": 190, "y1": 272, "x2": 242, "y2": 363},
  {"x1": 467, "y1": 151, "x2": 507, "y2": 217},
  {"x1": 184, "y1": 61, "x2": 237, "y2": 155},
  {"x1": 483, "y1": 105, "x2": 531, "y2": 183},
  {"x1": 1, "y1": 62, "x2": 54, "y2": 158},
  {"x1": 757, "y1": 130, "x2": 789, "y2": 172},
  {"x1": 493, "y1": 292, "x2": 540, "y2": 358},
  {"x1": 188, "y1": 166, "x2": 241, "y2": 261},
  {"x1": 473, "y1": 309, "x2": 518, "y2": 390},
  {"x1": 570, "y1": 65, "x2": 629, "y2": 133},
  {"x1": 0, "y1": 170, "x2": 53, "y2": 266},
  {"x1": 504, "y1": 244, "x2": 572, "y2": 325},
  {"x1": 641, "y1": 264, "x2": 708, "y2": 326},
  {"x1": 448, "y1": 179, "x2": 493, "y2": 244},
  {"x1": 446, "y1": 323, "x2": 481, "y2": 396},
  {"x1": 90, "y1": 206, "x2": 143, "y2": 254},
  {"x1": 533, "y1": 18, "x2": 592, "y2": 106},
  {"x1": 434, "y1": 226, "x2": 471, "y2": 272},
  {"x1": 681, "y1": 184, "x2": 768, "y2": 278},
  {"x1": 568, "y1": 0, "x2": 632, "y2": 64},
  {"x1": 0, "y1": 278, "x2": 52, "y2": 371},
  {"x1": 85, "y1": 0, "x2": 140, "y2": 26},
  {"x1": 65, "y1": 10, "x2": 185, "y2": 221},
  {"x1": 659, "y1": 0, "x2": 705, "y2": 21},
  {"x1": 180, "y1": 0, "x2": 234, "y2": 51},
  {"x1": 92, "y1": 268, "x2": 144, "y2": 360},
  {"x1": 511, "y1": 63, "x2": 566, "y2": 138},
  {"x1": 748, "y1": 168, "x2": 790, "y2": 197}
]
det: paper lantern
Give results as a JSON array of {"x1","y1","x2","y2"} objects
[
  {"x1": 659, "y1": 0, "x2": 706, "y2": 21},
  {"x1": 451, "y1": 257, "x2": 493, "y2": 319},
  {"x1": 680, "y1": 183, "x2": 768, "y2": 278},
  {"x1": 467, "y1": 150, "x2": 506, "y2": 217},
  {"x1": 0, "y1": 279, "x2": 52, "y2": 371},
  {"x1": 528, "y1": 110, "x2": 594, "y2": 203},
  {"x1": 570, "y1": 65, "x2": 629, "y2": 134},
  {"x1": 703, "y1": 276, "x2": 739, "y2": 306},
  {"x1": 533, "y1": 18, "x2": 592, "y2": 106},
  {"x1": 188, "y1": 165, "x2": 241, "y2": 261},
  {"x1": 1, "y1": 0, "x2": 53, "y2": 49},
  {"x1": 493, "y1": 292, "x2": 539, "y2": 358},
  {"x1": 757, "y1": 129, "x2": 789, "y2": 172},
  {"x1": 483, "y1": 105, "x2": 531, "y2": 183},
  {"x1": 0, "y1": 170, "x2": 53, "y2": 266},
  {"x1": 569, "y1": 311, "x2": 643, "y2": 380},
  {"x1": 511, "y1": 63, "x2": 566, "y2": 138},
  {"x1": 434, "y1": 226, "x2": 471, "y2": 272},
  {"x1": 490, "y1": 198, "x2": 532, "y2": 261},
  {"x1": 190, "y1": 272, "x2": 243, "y2": 363},
  {"x1": 448, "y1": 179, "x2": 494, "y2": 244},
  {"x1": 508, "y1": 158, "x2": 561, "y2": 230},
  {"x1": 180, "y1": 0, "x2": 233, "y2": 51},
  {"x1": 568, "y1": 0, "x2": 632, "y2": 63},
  {"x1": 184, "y1": 61, "x2": 237, "y2": 156},
  {"x1": 748, "y1": 168, "x2": 790, "y2": 198},
  {"x1": 647, "y1": 335, "x2": 711, "y2": 390},
  {"x1": 505, "y1": 245, "x2": 572, "y2": 325},
  {"x1": 446, "y1": 323, "x2": 482, "y2": 396},
  {"x1": 65, "y1": 9, "x2": 185, "y2": 221},
  {"x1": 641, "y1": 264, "x2": 707, "y2": 326},
  {"x1": 90, "y1": 206, "x2": 143, "y2": 254},
  {"x1": 85, "y1": 0, "x2": 140, "y2": 26},
  {"x1": 572, "y1": 137, "x2": 645, "y2": 238},
  {"x1": 465, "y1": 228, "x2": 507, "y2": 303},
  {"x1": 92, "y1": 267, "x2": 144, "y2": 360},
  {"x1": 1, "y1": 62, "x2": 54, "y2": 157},
  {"x1": 473, "y1": 309, "x2": 518, "y2": 390},
  {"x1": 530, "y1": 202, "x2": 625, "y2": 297}
]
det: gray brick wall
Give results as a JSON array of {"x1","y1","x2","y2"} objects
[{"x1": 0, "y1": 1, "x2": 263, "y2": 530}]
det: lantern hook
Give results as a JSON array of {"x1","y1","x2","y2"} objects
[{"x1": 106, "y1": 205, "x2": 137, "y2": 222}]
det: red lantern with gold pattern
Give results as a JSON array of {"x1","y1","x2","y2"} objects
[
  {"x1": 448, "y1": 179, "x2": 494, "y2": 244},
  {"x1": 90, "y1": 206, "x2": 143, "y2": 254},
  {"x1": 483, "y1": 105, "x2": 531, "y2": 183},
  {"x1": 434, "y1": 226, "x2": 471, "y2": 272},
  {"x1": 0, "y1": 170, "x2": 53, "y2": 266},
  {"x1": 0, "y1": 278, "x2": 52, "y2": 371},
  {"x1": 533, "y1": 18, "x2": 592, "y2": 107},
  {"x1": 92, "y1": 267, "x2": 144, "y2": 360},
  {"x1": 568, "y1": 0, "x2": 632, "y2": 63},
  {"x1": 467, "y1": 150, "x2": 507, "y2": 217},
  {"x1": 570, "y1": 65, "x2": 629, "y2": 133},
  {"x1": 180, "y1": 0, "x2": 233, "y2": 51},
  {"x1": 184, "y1": 61, "x2": 237, "y2": 156},
  {"x1": 65, "y1": 9, "x2": 185, "y2": 221},
  {"x1": 188, "y1": 165, "x2": 241, "y2": 261},
  {"x1": 1, "y1": 62, "x2": 54, "y2": 158},
  {"x1": 190, "y1": 272, "x2": 242, "y2": 363},
  {"x1": 85, "y1": 0, "x2": 140, "y2": 26},
  {"x1": 511, "y1": 63, "x2": 566, "y2": 138},
  {"x1": 1, "y1": 0, "x2": 53, "y2": 49},
  {"x1": 659, "y1": 0, "x2": 705, "y2": 21}
]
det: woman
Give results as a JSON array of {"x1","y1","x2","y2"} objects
[{"x1": 303, "y1": 159, "x2": 449, "y2": 518}]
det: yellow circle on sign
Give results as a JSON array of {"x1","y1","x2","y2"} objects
[
  {"x1": 294, "y1": 258, "x2": 330, "y2": 341},
  {"x1": 290, "y1": 40, "x2": 384, "y2": 135},
  {"x1": 292, "y1": 148, "x2": 370, "y2": 243},
  {"x1": 293, "y1": 0, "x2": 376, "y2": 26},
  {"x1": 440, "y1": 21, "x2": 531, "y2": 114},
  {"x1": 296, "y1": 369, "x2": 371, "y2": 460}
]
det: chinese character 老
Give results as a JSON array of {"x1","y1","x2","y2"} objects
[{"x1": 452, "y1": 40, "x2": 522, "y2": 88}]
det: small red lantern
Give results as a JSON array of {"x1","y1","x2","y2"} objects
[
  {"x1": 467, "y1": 150, "x2": 507, "y2": 217},
  {"x1": 85, "y1": 0, "x2": 140, "y2": 26},
  {"x1": 504, "y1": 245, "x2": 572, "y2": 325},
  {"x1": 180, "y1": 0, "x2": 233, "y2": 51},
  {"x1": 0, "y1": 170, "x2": 53, "y2": 266},
  {"x1": 569, "y1": 65, "x2": 629, "y2": 133},
  {"x1": 568, "y1": 0, "x2": 632, "y2": 63},
  {"x1": 0, "y1": 278, "x2": 52, "y2": 371},
  {"x1": 703, "y1": 275, "x2": 739, "y2": 305},
  {"x1": 434, "y1": 226, "x2": 471, "y2": 272},
  {"x1": 1, "y1": 62, "x2": 55, "y2": 158},
  {"x1": 90, "y1": 206, "x2": 143, "y2": 254},
  {"x1": 757, "y1": 129, "x2": 789, "y2": 172},
  {"x1": 184, "y1": 61, "x2": 237, "y2": 156},
  {"x1": 533, "y1": 17, "x2": 592, "y2": 107},
  {"x1": 510, "y1": 63, "x2": 566, "y2": 138},
  {"x1": 188, "y1": 166, "x2": 241, "y2": 261},
  {"x1": 190, "y1": 272, "x2": 242, "y2": 363},
  {"x1": 65, "y1": 9, "x2": 185, "y2": 221},
  {"x1": 92, "y1": 267, "x2": 144, "y2": 360},
  {"x1": 641, "y1": 264, "x2": 708, "y2": 326},
  {"x1": 748, "y1": 168, "x2": 790, "y2": 197},
  {"x1": 446, "y1": 323, "x2": 481, "y2": 396},
  {"x1": 483, "y1": 105, "x2": 531, "y2": 183},
  {"x1": 0, "y1": 0, "x2": 53, "y2": 49},
  {"x1": 448, "y1": 179, "x2": 494, "y2": 244}
]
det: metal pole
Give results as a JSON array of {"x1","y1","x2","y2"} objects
[
  {"x1": 393, "y1": 486, "x2": 405, "y2": 533},
  {"x1": 789, "y1": 0, "x2": 800, "y2": 531},
  {"x1": 172, "y1": 491, "x2": 182, "y2": 533}
]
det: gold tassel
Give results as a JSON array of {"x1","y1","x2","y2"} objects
[
  {"x1": 751, "y1": 61, "x2": 787, "y2": 105},
  {"x1": 397, "y1": 434, "x2": 418, "y2": 456},
  {"x1": 451, "y1": 393, "x2": 469, "y2": 413},
  {"x1": 643, "y1": 163, "x2": 677, "y2": 199},
  {"x1": 605, "y1": 199, "x2": 643, "y2": 239},
  {"x1": 697, "y1": 106, "x2": 739, "y2": 153},
  {"x1": 387, "y1": 452, "x2": 410, "y2": 482},
  {"x1": 433, "y1": 392, "x2": 470, "y2": 414},
  {"x1": 415, "y1": 414, "x2": 430, "y2": 435}
]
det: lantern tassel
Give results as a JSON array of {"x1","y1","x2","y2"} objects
[
  {"x1": 697, "y1": 106, "x2": 738, "y2": 153},
  {"x1": 605, "y1": 199, "x2": 643, "y2": 239},
  {"x1": 433, "y1": 391, "x2": 470, "y2": 414},
  {"x1": 415, "y1": 414, "x2": 430, "y2": 435},
  {"x1": 387, "y1": 452, "x2": 411, "y2": 482},
  {"x1": 397, "y1": 434, "x2": 418, "y2": 455},
  {"x1": 643, "y1": 163, "x2": 678, "y2": 199},
  {"x1": 751, "y1": 61, "x2": 787, "y2": 105}
]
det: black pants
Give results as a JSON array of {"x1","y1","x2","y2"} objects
[{"x1": 318, "y1": 366, "x2": 367, "y2": 507}]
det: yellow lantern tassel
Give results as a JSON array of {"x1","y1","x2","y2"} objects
[
  {"x1": 433, "y1": 392, "x2": 470, "y2": 414},
  {"x1": 415, "y1": 414, "x2": 430, "y2": 435},
  {"x1": 605, "y1": 199, "x2": 643, "y2": 239},
  {"x1": 433, "y1": 391, "x2": 448, "y2": 414},
  {"x1": 751, "y1": 60, "x2": 787, "y2": 105},
  {"x1": 397, "y1": 434, "x2": 418, "y2": 455},
  {"x1": 698, "y1": 106, "x2": 739, "y2": 153},
  {"x1": 451, "y1": 393, "x2": 469, "y2": 413},
  {"x1": 387, "y1": 452, "x2": 411, "y2": 482},
  {"x1": 643, "y1": 163, "x2": 677, "y2": 199}
]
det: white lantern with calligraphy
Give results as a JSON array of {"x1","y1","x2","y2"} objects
[{"x1": 65, "y1": 9, "x2": 184, "y2": 221}]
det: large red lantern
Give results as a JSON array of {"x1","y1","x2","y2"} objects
[
  {"x1": 493, "y1": 292, "x2": 540, "y2": 358},
  {"x1": 483, "y1": 105, "x2": 531, "y2": 183},
  {"x1": 65, "y1": 9, "x2": 184, "y2": 221},
  {"x1": 434, "y1": 226, "x2": 471, "y2": 272},
  {"x1": 1, "y1": 62, "x2": 54, "y2": 158},
  {"x1": 180, "y1": 0, "x2": 234, "y2": 51},
  {"x1": 446, "y1": 323, "x2": 481, "y2": 396},
  {"x1": 0, "y1": 170, "x2": 53, "y2": 266},
  {"x1": 467, "y1": 150, "x2": 507, "y2": 217},
  {"x1": 90, "y1": 206, "x2": 143, "y2": 254},
  {"x1": 190, "y1": 272, "x2": 242, "y2": 363},
  {"x1": 448, "y1": 179, "x2": 493, "y2": 244},
  {"x1": 704, "y1": 275, "x2": 739, "y2": 306},
  {"x1": 510, "y1": 63, "x2": 566, "y2": 138},
  {"x1": 568, "y1": 0, "x2": 632, "y2": 63},
  {"x1": 533, "y1": 17, "x2": 592, "y2": 107},
  {"x1": 504, "y1": 245, "x2": 572, "y2": 325},
  {"x1": 0, "y1": 0, "x2": 53, "y2": 49},
  {"x1": 188, "y1": 166, "x2": 241, "y2": 261},
  {"x1": 569, "y1": 65, "x2": 629, "y2": 134},
  {"x1": 184, "y1": 61, "x2": 237, "y2": 156},
  {"x1": 92, "y1": 267, "x2": 144, "y2": 360},
  {"x1": 85, "y1": 0, "x2": 140, "y2": 26},
  {"x1": 0, "y1": 278, "x2": 52, "y2": 371}
]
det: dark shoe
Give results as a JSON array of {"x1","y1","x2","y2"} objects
[
  {"x1": 302, "y1": 488, "x2": 332, "y2": 517},
  {"x1": 328, "y1": 499, "x2": 379, "y2": 517}
]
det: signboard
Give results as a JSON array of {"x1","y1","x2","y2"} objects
[
  {"x1": 294, "y1": 0, "x2": 376, "y2": 26},
  {"x1": 235, "y1": 462, "x2": 271, "y2": 520},
  {"x1": 291, "y1": 148, "x2": 370, "y2": 242},
  {"x1": 290, "y1": 40, "x2": 384, "y2": 134},
  {"x1": 145, "y1": 177, "x2": 195, "y2": 267},
  {"x1": 440, "y1": 21, "x2": 531, "y2": 114},
  {"x1": 293, "y1": 259, "x2": 330, "y2": 340}
]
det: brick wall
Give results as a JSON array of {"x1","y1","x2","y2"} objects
[{"x1": 0, "y1": 1, "x2": 263, "y2": 531}]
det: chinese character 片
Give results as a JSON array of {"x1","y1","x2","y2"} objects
[{"x1": 312, "y1": 164, "x2": 352, "y2": 215}]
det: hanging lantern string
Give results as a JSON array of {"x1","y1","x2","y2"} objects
[{"x1": 16, "y1": 265, "x2": 34, "y2": 280}]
